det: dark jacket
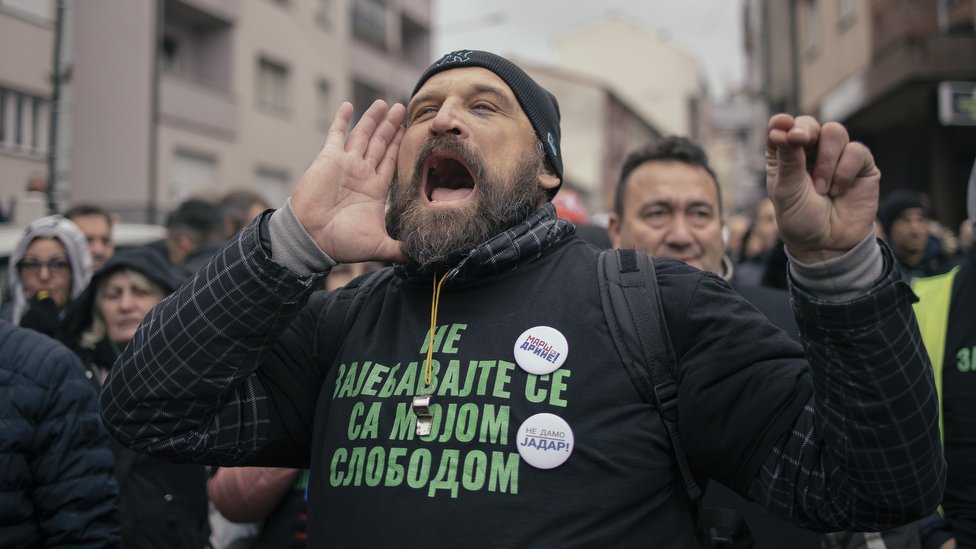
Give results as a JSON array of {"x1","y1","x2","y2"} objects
[
  {"x1": 102, "y1": 206, "x2": 943, "y2": 547},
  {"x1": 61, "y1": 247, "x2": 211, "y2": 549},
  {"x1": 895, "y1": 235, "x2": 957, "y2": 283},
  {"x1": 182, "y1": 243, "x2": 224, "y2": 278},
  {"x1": 0, "y1": 319, "x2": 120, "y2": 547},
  {"x1": 702, "y1": 280, "x2": 819, "y2": 549},
  {"x1": 914, "y1": 249, "x2": 976, "y2": 549},
  {"x1": 941, "y1": 251, "x2": 976, "y2": 547}
]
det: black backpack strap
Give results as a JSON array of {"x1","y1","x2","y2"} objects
[
  {"x1": 319, "y1": 267, "x2": 394, "y2": 370},
  {"x1": 597, "y1": 249, "x2": 701, "y2": 501},
  {"x1": 697, "y1": 508, "x2": 755, "y2": 549}
]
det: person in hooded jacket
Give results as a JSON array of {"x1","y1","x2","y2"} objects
[
  {"x1": 61, "y1": 247, "x2": 211, "y2": 549},
  {"x1": 0, "y1": 318, "x2": 120, "y2": 547},
  {"x1": 1, "y1": 214, "x2": 92, "y2": 337}
]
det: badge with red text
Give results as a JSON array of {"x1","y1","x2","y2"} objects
[
  {"x1": 513, "y1": 326, "x2": 568, "y2": 375},
  {"x1": 516, "y1": 413, "x2": 574, "y2": 469}
]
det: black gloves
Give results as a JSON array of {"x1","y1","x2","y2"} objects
[{"x1": 19, "y1": 292, "x2": 61, "y2": 338}]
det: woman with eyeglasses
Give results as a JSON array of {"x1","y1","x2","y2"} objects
[{"x1": 1, "y1": 215, "x2": 92, "y2": 337}]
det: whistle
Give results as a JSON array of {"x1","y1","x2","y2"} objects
[{"x1": 412, "y1": 395, "x2": 432, "y2": 436}]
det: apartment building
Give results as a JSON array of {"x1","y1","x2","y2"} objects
[
  {"x1": 7, "y1": 0, "x2": 429, "y2": 223},
  {"x1": 0, "y1": 0, "x2": 55, "y2": 218},
  {"x1": 553, "y1": 17, "x2": 707, "y2": 140},
  {"x1": 746, "y1": 0, "x2": 976, "y2": 229},
  {"x1": 522, "y1": 62, "x2": 662, "y2": 214}
]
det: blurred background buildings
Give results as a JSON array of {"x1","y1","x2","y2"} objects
[
  {"x1": 1, "y1": 0, "x2": 431, "y2": 222},
  {"x1": 743, "y1": 0, "x2": 976, "y2": 230},
  {"x1": 0, "y1": 0, "x2": 974, "y2": 226}
]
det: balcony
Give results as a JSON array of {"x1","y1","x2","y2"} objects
[
  {"x1": 158, "y1": 71, "x2": 238, "y2": 138},
  {"x1": 166, "y1": 0, "x2": 240, "y2": 26},
  {"x1": 868, "y1": 35, "x2": 976, "y2": 98}
]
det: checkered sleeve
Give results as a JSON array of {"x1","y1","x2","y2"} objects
[
  {"x1": 748, "y1": 243, "x2": 946, "y2": 530},
  {"x1": 100, "y1": 213, "x2": 327, "y2": 465}
]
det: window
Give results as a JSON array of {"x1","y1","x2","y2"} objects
[
  {"x1": 0, "y1": 87, "x2": 48, "y2": 155},
  {"x1": 316, "y1": 0, "x2": 332, "y2": 28},
  {"x1": 838, "y1": 0, "x2": 857, "y2": 28},
  {"x1": 401, "y1": 15, "x2": 430, "y2": 67},
  {"x1": 352, "y1": 80, "x2": 385, "y2": 123},
  {"x1": 160, "y1": 34, "x2": 181, "y2": 72},
  {"x1": 257, "y1": 57, "x2": 289, "y2": 112},
  {"x1": 160, "y1": 0, "x2": 234, "y2": 90},
  {"x1": 255, "y1": 166, "x2": 290, "y2": 207},
  {"x1": 14, "y1": 94, "x2": 24, "y2": 147},
  {"x1": 804, "y1": 0, "x2": 822, "y2": 57},
  {"x1": 352, "y1": 0, "x2": 388, "y2": 49},
  {"x1": 171, "y1": 150, "x2": 217, "y2": 202},
  {"x1": 1, "y1": 0, "x2": 54, "y2": 21},
  {"x1": 30, "y1": 96, "x2": 40, "y2": 149},
  {"x1": 316, "y1": 80, "x2": 332, "y2": 131},
  {"x1": 0, "y1": 90, "x2": 5, "y2": 144}
]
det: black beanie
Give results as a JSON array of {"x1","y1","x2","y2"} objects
[
  {"x1": 878, "y1": 190, "x2": 928, "y2": 234},
  {"x1": 412, "y1": 50, "x2": 563, "y2": 196}
]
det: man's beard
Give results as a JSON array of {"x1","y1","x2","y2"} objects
[{"x1": 386, "y1": 137, "x2": 549, "y2": 270}]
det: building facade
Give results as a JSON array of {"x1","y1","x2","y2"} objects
[
  {"x1": 0, "y1": 0, "x2": 55, "y2": 220},
  {"x1": 552, "y1": 17, "x2": 707, "y2": 140},
  {"x1": 746, "y1": 0, "x2": 976, "y2": 229},
  {"x1": 3, "y1": 0, "x2": 430, "y2": 223},
  {"x1": 522, "y1": 62, "x2": 662, "y2": 215}
]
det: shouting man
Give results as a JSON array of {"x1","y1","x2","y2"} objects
[{"x1": 102, "y1": 51, "x2": 943, "y2": 547}]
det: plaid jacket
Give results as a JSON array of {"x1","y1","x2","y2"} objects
[{"x1": 101, "y1": 206, "x2": 944, "y2": 539}]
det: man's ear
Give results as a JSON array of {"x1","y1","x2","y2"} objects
[
  {"x1": 224, "y1": 218, "x2": 237, "y2": 240},
  {"x1": 607, "y1": 212, "x2": 622, "y2": 249},
  {"x1": 178, "y1": 234, "x2": 195, "y2": 255},
  {"x1": 537, "y1": 171, "x2": 560, "y2": 191}
]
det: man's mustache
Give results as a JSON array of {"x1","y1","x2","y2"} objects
[{"x1": 411, "y1": 137, "x2": 486, "y2": 184}]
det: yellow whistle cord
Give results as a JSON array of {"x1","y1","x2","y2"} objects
[{"x1": 424, "y1": 272, "x2": 449, "y2": 387}]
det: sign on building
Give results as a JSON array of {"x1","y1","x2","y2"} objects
[{"x1": 938, "y1": 81, "x2": 976, "y2": 127}]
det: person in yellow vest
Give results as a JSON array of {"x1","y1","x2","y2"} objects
[{"x1": 913, "y1": 167, "x2": 976, "y2": 549}]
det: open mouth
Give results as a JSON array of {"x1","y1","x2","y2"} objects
[{"x1": 423, "y1": 153, "x2": 477, "y2": 204}]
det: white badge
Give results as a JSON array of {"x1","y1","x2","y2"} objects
[
  {"x1": 513, "y1": 326, "x2": 568, "y2": 375},
  {"x1": 516, "y1": 413, "x2": 574, "y2": 469}
]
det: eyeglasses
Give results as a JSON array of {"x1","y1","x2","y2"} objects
[{"x1": 17, "y1": 258, "x2": 71, "y2": 275}]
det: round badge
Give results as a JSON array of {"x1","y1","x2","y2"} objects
[
  {"x1": 513, "y1": 326, "x2": 568, "y2": 375},
  {"x1": 516, "y1": 413, "x2": 574, "y2": 469}
]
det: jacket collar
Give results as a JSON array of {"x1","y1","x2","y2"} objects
[{"x1": 397, "y1": 203, "x2": 576, "y2": 284}]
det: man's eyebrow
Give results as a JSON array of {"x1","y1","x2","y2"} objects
[
  {"x1": 407, "y1": 90, "x2": 438, "y2": 116},
  {"x1": 687, "y1": 200, "x2": 716, "y2": 211},
  {"x1": 407, "y1": 82, "x2": 517, "y2": 116},
  {"x1": 638, "y1": 199, "x2": 675, "y2": 210},
  {"x1": 469, "y1": 84, "x2": 516, "y2": 109}
]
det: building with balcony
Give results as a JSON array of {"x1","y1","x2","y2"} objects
[
  {"x1": 348, "y1": 0, "x2": 430, "y2": 112},
  {"x1": 0, "y1": 0, "x2": 55, "y2": 218},
  {"x1": 745, "y1": 0, "x2": 976, "y2": 229},
  {"x1": 27, "y1": 0, "x2": 430, "y2": 223}
]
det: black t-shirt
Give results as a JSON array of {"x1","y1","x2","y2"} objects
[{"x1": 262, "y1": 239, "x2": 810, "y2": 548}]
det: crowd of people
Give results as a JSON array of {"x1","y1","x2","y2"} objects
[
  {"x1": 0, "y1": 189, "x2": 273, "y2": 547},
  {"x1": 0, "y1": 48, "x2": 972, "y2": 549}
]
